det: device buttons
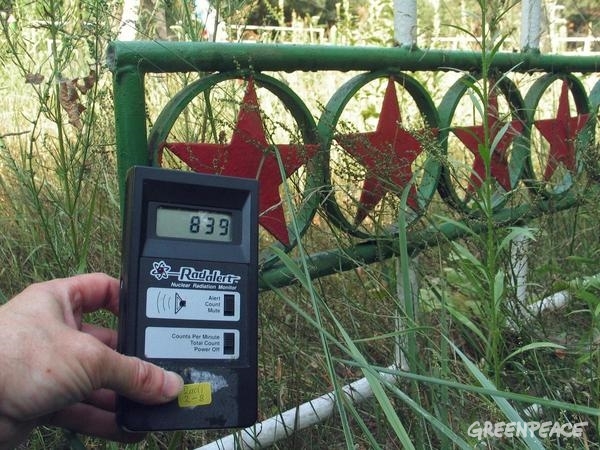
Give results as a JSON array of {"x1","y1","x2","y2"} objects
[
  {"x1": 223, "y1": 332, "x2": 235, "y2": 355},
  {"x1": 224, "y1": 294, "x2": 235, "y2": 317}
]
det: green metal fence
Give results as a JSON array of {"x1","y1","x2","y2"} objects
[{"x1": 107, "y1": 41, "x2": 600, "y2": 288}]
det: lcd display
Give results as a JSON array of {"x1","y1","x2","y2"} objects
[{"x1": 156, "y1": 207, "x2": 232, "y2": 242}]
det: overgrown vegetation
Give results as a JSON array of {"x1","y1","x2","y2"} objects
[{"x1": 0, "y1": 0, "x2": 599, "y2": 448}]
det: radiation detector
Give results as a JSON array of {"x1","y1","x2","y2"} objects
[{"x1": 116, "y1": 166, "x2": 258, "y2": 431}]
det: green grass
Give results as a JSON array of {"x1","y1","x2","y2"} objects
[{"x1": 1, "y1": 0, "x2": 600, "y2": 448}]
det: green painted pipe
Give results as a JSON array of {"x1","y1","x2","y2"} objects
[
  {"x1": 107, "y1": 41, "x2": 600, "y2": 74},
  {"x1": 112, "y1": 69, "x2": 149, "y2": 203},
  {"x1": 258, "y1": 192, "x2": 581, "y2": 290}
]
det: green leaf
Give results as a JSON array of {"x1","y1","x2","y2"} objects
[
  {"x1": 447, "y1": 339, "x2": 545, "y2": 450},
  {"x1": 494, "y1": 269, "x2": 504, "y2": 309},
  {"x1": 501, "y1": 342, "x2": 567, "y2": 366},
  {"x1": 498, "y1": 226, "x2": 537, "y2": 253},
  {"x1": 446, "y1": 304, "x2": 487, "y2": 343}
]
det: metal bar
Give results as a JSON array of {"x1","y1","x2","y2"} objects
[
  {"x1": 259, "y1": 193, "x2": 580, "y2": 290},
  {"x1": 111, "y1": 66, "x2": 150, "y2": 211},
  {"x1": 106, "y1": 41, "x2": 600, "y2": 76}
]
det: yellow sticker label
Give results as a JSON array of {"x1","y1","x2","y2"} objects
[{"x1": 178, "y1": 382, "x2": 212, "y2": 407}]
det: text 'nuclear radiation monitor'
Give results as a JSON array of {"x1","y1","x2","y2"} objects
[{"x1": 117, "y1": 166, "x2": 258, "y2": 431}]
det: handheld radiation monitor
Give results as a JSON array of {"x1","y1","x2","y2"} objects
[{"x1": 116, "y1": 166, "x2": 258, "y2": 431}]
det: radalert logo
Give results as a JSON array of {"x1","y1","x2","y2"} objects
[{"x1": 150, "y1": 260, "x2": 241, "y2": 285}]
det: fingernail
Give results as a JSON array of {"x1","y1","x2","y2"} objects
[{"x1": 162, "y1": 371, "x2": 184, "y2": 399}]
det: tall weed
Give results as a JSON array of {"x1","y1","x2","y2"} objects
[{"x1": 0, "y1": 1, "x2": 120, "y2": 285}]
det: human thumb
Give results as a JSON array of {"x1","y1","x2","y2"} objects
[{"x1": 98, "y1": 350, "x2": 183, "y2": 404}]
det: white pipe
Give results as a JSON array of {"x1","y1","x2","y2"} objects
[
  {"x1": 197, "y1": 366, "x2": 398, "y2": 450},
  {"x1": 520, "y1": 0, "x2": 542, "y2": 51},
  {"x1": 393, "y1": 0, "x2": 417, "y2": 47},
  {"x1": 527, "y1": 273, "x2": 600, "y2": 316},
  {"x1": 117, "y1": 0, "x2": 140, "y2": 41},
  {"x1": 506, "y1": 287, "x2": 569, "y2": 331},
  {"x1": 527, "y1": 290, "x2": 570, "y2": 314},
  {"x1": 507, "y1": 274, "x2": 600, "y2": 329}
]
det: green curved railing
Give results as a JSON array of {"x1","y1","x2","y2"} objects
[{"x1": 107, "y1": 41, "x2": 600, "y2": 288}]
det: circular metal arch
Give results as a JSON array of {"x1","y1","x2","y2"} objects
[
  {"x1": 521, "y1": 72, "x2": 592, "y2": 196},
  {"x1": 147, "y1": 71, "x2": 325, "y2": 265},
  {"x1": 437, "y1": 72, "x2": 529, "y2": 214},
  {"x1": 317, "y1": 70, "x2": 441, "y2": 239}
]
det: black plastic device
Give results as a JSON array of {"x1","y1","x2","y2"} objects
[{"x1": 116, "y1": 166, "x2": 258, "y2": 432}]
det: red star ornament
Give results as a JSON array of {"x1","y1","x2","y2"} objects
[
  {"x1": 334, "y1": 77, "x2": 432, "y2": 225},
  {"x1": 452, "y1": 92, "x2": 524, "y2": 193},
  {"x1": 534, "y1": 79, "x2": 589, "y2": 180},
  {"x1": 163, "y1": 78, "x2": 319, "y2": 246}
]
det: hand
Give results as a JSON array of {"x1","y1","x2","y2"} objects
[{"x1": 0, "y1": 273, "x2": 184, "y2": 448}]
